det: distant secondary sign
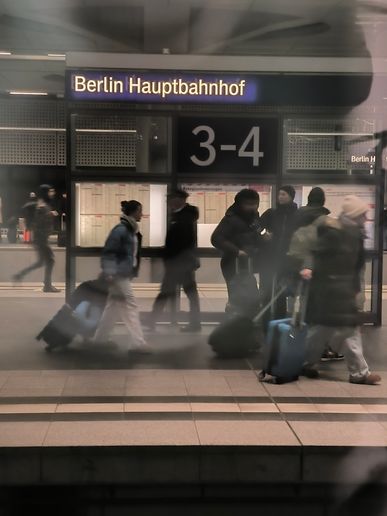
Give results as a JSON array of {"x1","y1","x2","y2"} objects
[{"x1": 66, "y1": 70, "x2": 258, "y2": 103}]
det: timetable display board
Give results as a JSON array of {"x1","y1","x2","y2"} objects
[
  {"x1": 302, "y1": 184, "x2": 376, "y2": 250},
  {"x1": 76, "y1": 182, "x2": 167, "y2": 247},
  {"x1": 182, "y1": 183, "x2": 272, "y2": 247}
]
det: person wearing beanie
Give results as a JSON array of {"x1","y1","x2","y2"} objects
[
  {"x1": 93, "y1": 200, "x2": 152, "y2": 354},
  {"x1": 211, "y1": 188, "x2": 265, "y2": 311},
  {"x1": 149, "y1": 189, "x2": 201, "y2": 332},
  {"x1": 293, "y1": 187, "x2": 330, "y2": 231},
  {"x1": 300, "y1": 196, "x2": 380, "y2": 385},
  {"x1": 13, "y1": 184, "x2": 60, "y2": 293},
  {"x1": 260, "y1": 185, "x2": 298, "y2": 319}
]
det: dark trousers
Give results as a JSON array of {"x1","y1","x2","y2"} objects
[
  {"x1": 17, "y1": 243, "x2": 55, "y2": 288},
  {"x1": 151, "y1": 264, "x2": 201, "y2": 326},
  {"x1": 221, "y1": 256, "x2": 252, "y2": 304},
  {"x1": 259, "y1": 265, "x2": 287, "y2": 327}
]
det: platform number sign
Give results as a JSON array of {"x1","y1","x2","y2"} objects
[{"x1": 178, "y1": 117, "x2": 277, "y2": 175}]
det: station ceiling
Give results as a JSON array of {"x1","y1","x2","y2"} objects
[{"x1": 0, "y1": 0, "x2": 385, "y2": 94}]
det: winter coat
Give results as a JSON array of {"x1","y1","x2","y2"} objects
[
  {"x1": 33, "y1": 203, "x2": 54, "y2": 245},
  {"x1": 260, "y1": 202, "x2": 298, "y2": 259},
  {"x1": 101, "y1": 215, "x2": 142, "y2": 278},
  {"x1": 306, "y1": 216, "x2": 365, "y2": 327},
  {"x1": 164, "y1": 203, "x2": 199, "y2": 270},
  {"x1": 287, "y1": 214, "x2": 328, "y2": 274},
  {"x1": 293, "y1": 205, "x2": 330, "y2": 230},
  {"x1": 211, "y1": 204, "x2": 265, "y2": 271}
]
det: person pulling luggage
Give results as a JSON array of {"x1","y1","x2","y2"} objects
[
  {"x1": 211, "y1": 189, "x2": 267, "y2": 314},
  {"x1": 93, "y1": 200, "x2": 153, "y2": 354},
  {"x1": 300, "y1": 195, "x2": 380, "y2": 385}
]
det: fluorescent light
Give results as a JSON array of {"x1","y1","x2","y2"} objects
[
  {"x1": 288, "y1": 132, "x2": 374, "y2": 136},
  {"x1": 75, "y1": 129, "x2": 137, "y2": 133},
  {"x1": 9, "y1": 91, "x2": 48, "y2": 96},
  {"x1": 0, "y1": 127, "x2": 65, "y2": 131},
  {"x1": 47, "y1": 53, "x2": 66, "y2": 57},
  {"x1": 0, "y1": 51, "x2": 11, "y2": 55}
]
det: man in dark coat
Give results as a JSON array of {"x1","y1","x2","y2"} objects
[
  {"x1": 301, "y1": 195, "x2": 380, "y2": 385},
  {"x1": 211, "y1": 189, "x2": 265, "y2": 307},
  {"x1": 13, "y1": 184, "x2": 60, "y2": 292},
  {"x1": 293, "y1": 186, "x2": 330, "y2": 230},
  {"x1": 149, "y1": 189, "x2": 201, "y2": 332},
  {"x1": 260, "y1": 185, "x2": 298, "y2": 319}
]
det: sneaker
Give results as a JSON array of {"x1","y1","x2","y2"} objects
[
  {"x1": 180, "y1": 324, "x2": 202, "y2": 333},
  {"x1": 321, "y1": 350, "x2": 345, "y2": 362},
  {"x1": 43, "y1": 286, "x2": 61, "y2": 293},
  {"x1": 350, "y1": 373, "x2": 381, "y2": 385},
  {"x1": 301, "y1": 366, "x2": 320, "y2": 379}
]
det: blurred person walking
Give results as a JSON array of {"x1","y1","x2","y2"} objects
[
  {"x1": 300, "y1": 195, "x2": 380, "y2": 385},
  {"x1": 289, "y1": 186, "x2": 342, "y2": 361},
  {"x1": 13, "y1": 184, "x2": 60, "y2": 292},
  {"x1": 149, "y1": 189, "x2": 201, "y2": 332},
  {"x1": 94, "y1": 200, "x2": 152, "y2": 354}
]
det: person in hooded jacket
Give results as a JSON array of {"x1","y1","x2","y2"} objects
[
  {"x1": 93, "y1": 200, "x2": 152, "y2": 354},
  {"x1": 211, "y1": 189, "x2": 265, "y2": 307},
  {"x1": 300, "y1": 195, "x2": 380, "y2": 385},
  {"x1": 13, "y1": 184, "x2": 60, "y2": 292},
  {"x1": 149, "y1": 189, "x2": 201, "y2": 332},
  {"x1": 290, "y1": 186, "x2": 343, "y2": 362},
  {"x1": 293, "y1": 187, "x2": 330, "y2": 230},
  {"x1": 260, "y1": 185, "x2": 298, "y2": 319}
]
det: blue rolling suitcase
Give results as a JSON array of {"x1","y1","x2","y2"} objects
[{"x1": 259, "y1": 282, "x2": 308, "y2": 384}]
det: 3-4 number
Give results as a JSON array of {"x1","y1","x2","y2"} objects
[{"x1": 190, "y1": 125, "x2": 264, "y2": 167}]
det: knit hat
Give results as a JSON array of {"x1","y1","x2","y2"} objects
[
  {"x1": 38, "y1": 184, "x2": 52, "y2": 203},
  {"x1": 167, "y1": 189, "x2": 189, "y2": 200},
  {"x1": 279, "y1": 185, "x2": 296, "y2": 200},
  {"x1": 341, "y1": 195, "x2": 368, "y2": 219},
  {"x1": 234, "y1": 188, "x2": 260, "y2": 205},
  {"x1": 307, "y1": 187, "x2": 325, "y2": 207}
]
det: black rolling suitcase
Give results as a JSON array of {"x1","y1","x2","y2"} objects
[
  {"x1": 209, "y1": 284, "x2": 287, "y2": 358},
  {"x1": 36, "y1": 304, "x2": 83, "y2": 351},
  {"x1": 36, "y1": 278, "x2": 109, "y2": 351}
]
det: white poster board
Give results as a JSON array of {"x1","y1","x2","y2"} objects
[
  {"x1": 76, "y1": 182, "x2": 167, "y2": 247},
  {"x1": 301, "y1": 184, "x2": 376, "y2": 249}
]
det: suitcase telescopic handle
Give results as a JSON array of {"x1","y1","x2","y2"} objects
[
  {"x1": 252, "y1": 285, "x2": 287, "y2": 325},
  {"x1": 291, "y1": 280, "x2": 309, "y2": 328}
]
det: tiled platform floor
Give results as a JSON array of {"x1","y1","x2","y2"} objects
[
  {"x1": 1, "y1": 290, "x2": 387, "y2": 454},
  {"x1": 1, "y1": 369, "x2": 387, "y2": 448}
]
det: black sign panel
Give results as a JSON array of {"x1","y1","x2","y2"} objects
[{"x1": 177, "y1": 117, "x2": 278, "y2": 175}]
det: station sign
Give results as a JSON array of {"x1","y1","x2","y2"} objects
[
  {"x1": 66, "y1": 70, "x2": 372, "y2": 107},
  {"x1": 66, "y1": 70, "x2": 258, "y2": 104}
]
